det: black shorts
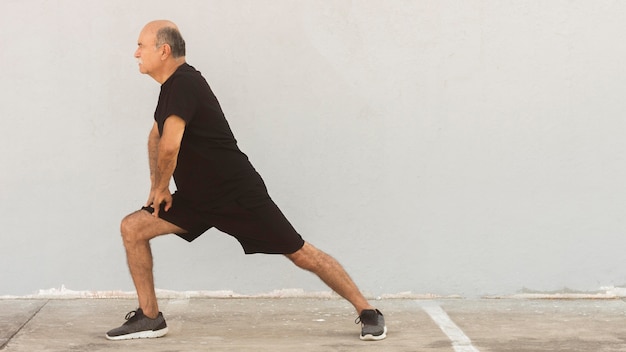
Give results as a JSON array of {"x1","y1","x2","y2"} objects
[{"x1": 143, "y1": 190, "x2": 305, "y2": 255}]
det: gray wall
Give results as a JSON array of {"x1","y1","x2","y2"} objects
[{"x1": 1, "y1": 0, "x2": 625, "y2": 298}]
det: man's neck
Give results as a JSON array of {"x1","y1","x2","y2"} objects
[{"x1": 152, "y1": 58, "x2": 186, "y2": 84}]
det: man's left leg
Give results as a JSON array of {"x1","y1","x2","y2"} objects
[
  {"x1": 286, "y1": 243, "x2": 371, "y2": 312},
  {"x1": 285, "y1": 242, "x2": 387, "y2": 340},
  {"x1": 212, "y1": 193, "x2": 387, "y2": 340}
]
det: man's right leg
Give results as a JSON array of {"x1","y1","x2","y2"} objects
[
  {"x1": 119, "y1": 209, "x2": 186, "y2": 318},
  {"x1": 107, "y1": 209, "x2": 187, "y2": 340}
]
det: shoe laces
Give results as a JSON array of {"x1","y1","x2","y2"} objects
[
  {"x1": 125, "y1": 310, "x2": 139, "y2": 321},
  {"x1": 355, "y1": 309, "x2": 379, "y2": 325},
  {"x1": 355, "y1": 312, "x2": 368, "y2": 325}
]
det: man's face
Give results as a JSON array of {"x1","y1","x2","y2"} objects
[{"x1": 134, "y1": 27, "x2": 163, "y2": 75}]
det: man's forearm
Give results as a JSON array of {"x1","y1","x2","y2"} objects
[
  {"x1": 148, "y1": 126, "x2": 159, "y2": 186},
  {"x1": 153, "y1": 148, "x2": 178, "y2": 192},
  {"x1": 146, "y1": 116, "x2": 185, "y2": 211}
]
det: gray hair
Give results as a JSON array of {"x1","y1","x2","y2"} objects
[{"x1": 156, "y1": 27, "x2": 186, "y2": 58}]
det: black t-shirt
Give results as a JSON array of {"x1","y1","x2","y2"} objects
[{"x1": 154, "y1": 63, "x2": 263, "y2": 206}]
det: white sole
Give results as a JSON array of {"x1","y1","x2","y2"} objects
[
  {"x1": 105, "y1": 327, "x2": 169, "y2": 341},
  {"x1": 360, "y1": 326, "x2": 387, "y2": 341}
]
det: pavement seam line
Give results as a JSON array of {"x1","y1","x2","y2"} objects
[
  {"x1": 416, "y1": 300, "x2": 480, "y2": 352},
  {"x1": 0, "y1": 300, "x2": 49, "y2": 350}
]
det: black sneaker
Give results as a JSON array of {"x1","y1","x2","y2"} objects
[
  {"x1": 356, "y1": 309, "x2": 387, "y2": 341},
  {"x1": 105, "y1": 308, "x2": 168, "y2": 340}
]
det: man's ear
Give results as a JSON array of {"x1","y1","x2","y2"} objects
[{"x1": 160, "y1": 44, "x2": 172, "y2": 60}]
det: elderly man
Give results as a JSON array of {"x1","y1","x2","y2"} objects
[{"x1": 105, "y1": 20, "x2": 386, "y2": 342}]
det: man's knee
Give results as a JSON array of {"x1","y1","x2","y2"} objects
[
  {"x1": 287, "y1": 242, "x2": 323, "y2": 271},
  {"x1": 120, "y1": 211, "x2": 149, "y2": 244}
]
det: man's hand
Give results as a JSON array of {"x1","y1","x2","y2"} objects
[
  {"x1": 145, "y1": 187, "x2": 172, "y2": 218},
  {"x1": 148, "y1": 187, "x2": 173, "y2": 218},
  {"x1": 145, "y1": 188, "x2": 156, "y2": 209}
]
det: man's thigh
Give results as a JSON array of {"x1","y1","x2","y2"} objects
[
  {"x1": 211, "y1": 197, "x2": 305, "y2": 254},
  {"x1": 121, "y1": 208, "x2": 188, "y2": 241}
]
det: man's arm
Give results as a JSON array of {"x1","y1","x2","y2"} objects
[
  {"x1": 147, "y1": 122, "x2": 159, "y2": 196},
  {"x1": 145, "y1": 116, "x2": 186, "y2": 218}
]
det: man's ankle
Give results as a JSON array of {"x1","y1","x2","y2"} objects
[{"x1": 141, "y1": 308, "x2": 159, "y2": 319}]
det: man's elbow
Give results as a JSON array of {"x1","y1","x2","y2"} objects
[{"x1": 158, "y1": 145, "x2": 180, "y2": 159}]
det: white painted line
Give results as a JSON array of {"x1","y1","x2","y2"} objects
[{"x1": 417, "y1": 301, "x2": 480, "y2": 352}]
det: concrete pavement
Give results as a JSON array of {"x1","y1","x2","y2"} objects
[{"x1": 1, "y1": 298, "x2": 626, "y2": 351}]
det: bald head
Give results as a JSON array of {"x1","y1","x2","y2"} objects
[
  {"x1": 135, "y1": 20, "x2": 187, "y2": 83},
  {"x1": 142, "y1": 20, "x2": 186, "y2": 58}
]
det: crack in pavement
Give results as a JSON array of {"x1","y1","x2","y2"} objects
[{"x1": 0, "y1": 300, "x2": 49, "y2": 350}]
